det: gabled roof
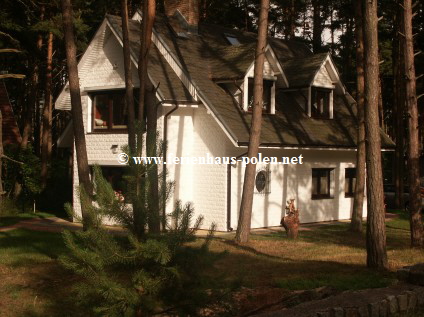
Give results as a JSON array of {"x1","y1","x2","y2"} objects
[
  {"x1": 0, "y1": 81, "x2": 21, "y2": 145},
  {"x1": 106, "y1": 15, "x2": 193, "y2": 101},
  {"x1": 281, "y1": 53, "x2": 329, "y2": 88},
  {"x1": 102, "y1": 14, "x2": 395, "y2": 149}
]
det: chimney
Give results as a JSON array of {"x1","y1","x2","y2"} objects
[{"x1": 164, "y1": 0, "x2": 199, "y2": 33}]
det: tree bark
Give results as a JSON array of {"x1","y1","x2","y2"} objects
[
  {"x1": 41, "y1": 32, "x2": 54, "y2": 189},
  {"x1": 137, "y1": 0, "x2": 155, "y2": 131},
  {"x1": 0, "y1": 110, "x2": 3, "y2": 205},
  {"x1": 121, "y1": 0, "x2": 136, "y2": 155},
  {"x1": 403, "y1": 0, "x2": 423, "y2": 247},
  {"x1": 393, "y1": 5, "x2": 405, "y2": 210},
  {"x1": 312, "y1": 0, "x2": 322, "y2": 53},
  {"x1": 362, "y1": 0, "x2": 388, "y2": 269},
  {"x1": 350, "y1": 0, "x2": 365, "y2": 233},
  {"x1": 61, "y1": 0, "x2": 93, "y2": 229},
  {"x1": 235, "y1": 0, "x2": 269, "y2": 244}
]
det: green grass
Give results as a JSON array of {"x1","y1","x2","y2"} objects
[{"x1": 0, "y1": 212, "x2": 56, "y2": 227}]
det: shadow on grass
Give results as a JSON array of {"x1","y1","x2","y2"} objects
[{"x1": 0, "y1": 229, "x2": 91, "y2": 317}]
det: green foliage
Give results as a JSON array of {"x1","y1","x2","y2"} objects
[
  {"x1": 61, "y1": 164, "x2": 224, "y2": 316},
  {"x1": 3, "y1": 145, "x2": 42, "y2": 197}
]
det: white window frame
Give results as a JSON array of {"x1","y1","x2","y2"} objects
[
  {"x1": 243, "y1": 76, "x2": 276, "y2": 114},
  {"x1": 308, "y1": 86, "x2": 334, "y2": 119}
]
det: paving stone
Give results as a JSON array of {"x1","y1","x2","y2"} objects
[
  {"x1": 386, "y1": 295, "x2": 398, "y2": 315},
  {"x1": 344, "y1": 307, "x2": 359, "y2": 317},
  {"x1": 368, "y1": 302, "x2": 379, "y2": 317},
  {"x1": 396, "y1": 294, "x2": 408, "y2": 312},
  {"x1": 357, "y1": 305, "x2": 369, "y2": 317},
  {"x1": 405, "y1": 291, "x2": 417, "y2": 311},
  {"x1": 331, "y1": 307, "x2": 343, "y2": 317},
  {"x1": 379, "y1": 300, "x2": 388, "y2": 317}
]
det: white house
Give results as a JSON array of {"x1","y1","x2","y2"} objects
[{"x1": 56, "y1": 0, "x2": 394, "y2": 231}]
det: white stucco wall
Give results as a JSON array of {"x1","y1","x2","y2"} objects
[{"x1": 230, "y1": 149, "x2": 367, "y2": 229}]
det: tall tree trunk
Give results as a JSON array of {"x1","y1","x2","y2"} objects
[
  {"x1": 350, "y1": 0, "x2": 365, "y2": 233},
  {"x1": 61, "y1": 0, "x2": 93, "y2": 229},
  {"x1": 121, "y1": 0, "x2": 136, "y2": 154},
  {"x1": 363, "y1": 0, "x2": 388, "y2": 269},
  {"x1": 312, "y1": 0, "x2": 322, "y2": 53},
  {"x1": 0, "y1": 110, "x2": 3, "y2": 205},
  {"x1": 14, "y1": 6, "x2": 45, "y2": 198},
  {"x1": 393, "y1": 4, "x2": 405, "y2": 210},
  {"x1": 235, "y1": 0, "x2": 269, "y2": 244},
  {"x1": 403, "y1": 0, "x2": 423, "y2": 247},
  {"x1": 137, "y1": 0, "x2": 155, "y2": 131},
  {"x1": 41, "y1": 32, "x2": 54, "y2": 189}
]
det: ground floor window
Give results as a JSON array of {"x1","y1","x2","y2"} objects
[
  {"x1": 345, "y1": 168, "x2": 356, "y2": 197},
  {"x1": 255, "y1": 168, "x2": 271, "y2": 194},
  {"x1": 92, "y1": 166, "x2": 127, "y2": 201},
  {"x1": 312, "y1": 168, "x2": 333, "y2": 199}
]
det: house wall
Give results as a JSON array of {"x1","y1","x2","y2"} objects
[
  {"x1": 230, "y1": 148, "x2": 367, "y2": 229},
  {"x1": 313, "y1": 62, "x2": 334, "y2": 88}
]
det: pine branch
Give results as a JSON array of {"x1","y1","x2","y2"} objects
[
  {"x1": 417, "y1": 94, "x2": 424, "y2": 100},
  {"x1": 414, "y1": 50, "x2": 422, "y2": 57},
  {"x1": 416, "y1": 74, "x2": 423, "y2": 80},
  {"x1": 0, "y1": 74, "x2": 26, "y2": 79},
  {"x1": 378, "y1": 16, "x2": 383, "y2": 22},
  {"x1": 398, "y1": 31, "x2": 405, "y2": 38},
  {"x1": 0, "y1": 49, "x2": 22, "y2": 53},
  {"x1": 0, "y1": 155, "x2": 24, "y2": 165}
]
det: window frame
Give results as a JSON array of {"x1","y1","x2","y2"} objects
[
  {"x1": 311, "y1": 168, "x2": 334, "y2": 200},
  {"x1": 310, "y1": 87, "x2": 333, "y2": 119},
  {"x1": 244, "y1": 77, "x2": 275, "y2": 114},
  {"x1": 344, "y1": 168, "x2": 356, "y2": 198},
  {"x1": 255, "y1": 167, "x2": 271, "y2": 195},
  {"x1": 91, "y1": 91, "x2": 127, "y2": 133}
]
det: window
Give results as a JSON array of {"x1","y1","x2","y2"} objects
[
  {"x1": 312, "y1": 168, "x2": 333, "y2": 199},
  {"x1": 94, "y1": 166, "x2": 127, "y2": 201},
  {"x1": 255, "y1": 168, "x2": 271, "y2": 194},
  {"x1": 311, "y1": 87, "x2": 331, "y2": 119},
  {"x1": 345, "y1": 168, "x2": 356, "y2": 198},
  {"x1": 247, "y1": 78, "x2": 273, "y2": 113},
  {"x1": 92, "y1": 92, "x2": 127, "y2": 131},
  {"x1": 225, "y1": 33, "x2": 240, "y2": 45}
]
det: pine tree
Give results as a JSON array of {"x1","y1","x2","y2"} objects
[{"x1": 61, "y1": 159, "x2": 223, "y2": 316}]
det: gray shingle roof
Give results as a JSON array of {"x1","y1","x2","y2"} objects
[{"x1": 106, "y1": 14, "x2": 394, "y2": 149}]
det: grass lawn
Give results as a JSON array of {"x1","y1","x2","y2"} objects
[{"x1": 0, "y1": 210, "x2": 422, "y2": 316}]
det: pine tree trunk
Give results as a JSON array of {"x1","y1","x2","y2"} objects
[
  {"x1": 350, "y1": 0, "x2": 365, "y2": 233},
  {"x1": 61, "y1": 0, "x2": 93, "y2": 229},
  {"x1": 403, "y1": 0, "x2": 423, "y2": 247},
  {"x1": 0, "y1": 110, "x2": 3, "y2": 205},
  {"x1": 41, "y1": 32, "x2": 54, "y2": 189},
  {"x1": 137, "y1": 0, "x2": 155, "y2": 131},
  {"x1": 393, "y1": 5, "x2": 405, "y2": 210},
  {"x1": 312, "y1": 0, "x2": 322, "y2": 53},
  {"x1": 121, "y1": 0, "x2": 136, "y2": 155},
  {"x1": 235, "y1": 0, "x2": 269, "y2": 244},
  {"x1": 363, "y1": 0, "x2": 388, "y2": 269}
]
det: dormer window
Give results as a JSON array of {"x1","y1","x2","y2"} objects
[
  {"x1": 310, "y1": 87, "x2": 333, "y2": 119},
  {"x1": 247, "y1": 78, "x2": 274, "y2": 113},
  {"x1": 225, "y1": 33, "x2": 240, "y2": 45}
]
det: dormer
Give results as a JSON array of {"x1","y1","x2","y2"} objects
[{"x1": 281, "y1": 53, "x2": 344, "y2": 119}]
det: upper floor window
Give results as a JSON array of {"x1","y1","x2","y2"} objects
[
  {"x1": 93, "y1": 92, "x2": 127, "y2": 131},
  {"x1": 311, "y1": 87, "x2": 331, "y2": 119},
  {"x1": 247, "y1": 78, "x2": 274, "y2": 113}
]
